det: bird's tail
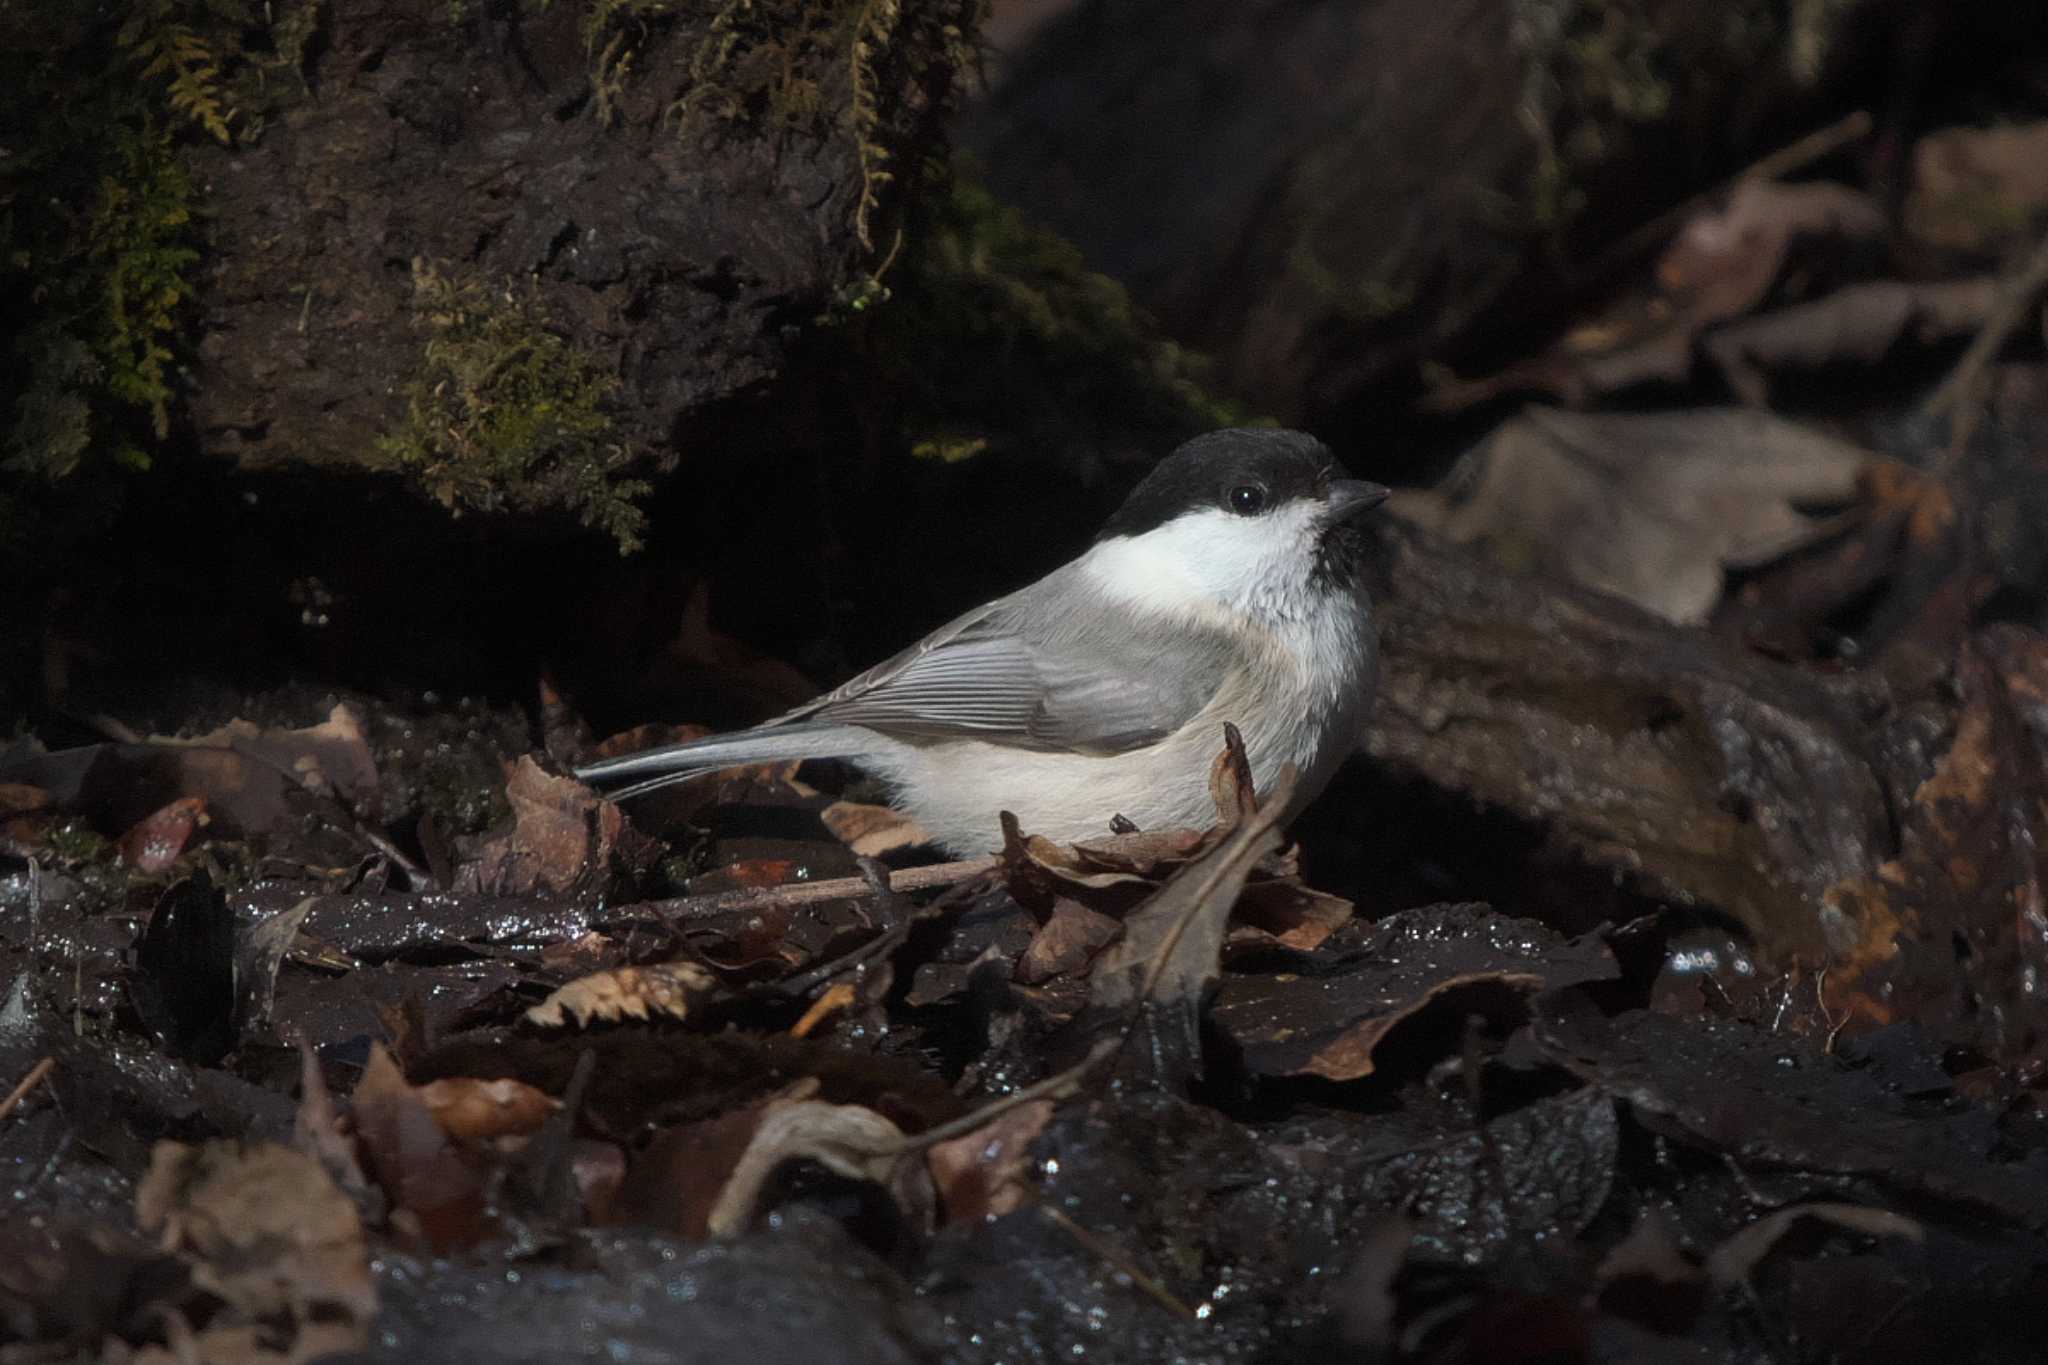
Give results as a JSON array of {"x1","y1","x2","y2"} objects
[{"x1": 572, "y1": 722, "x2": 876, "y2": 802}]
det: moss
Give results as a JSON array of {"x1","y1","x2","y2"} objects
[
  {"x1": 373, "y1": 258, "x2": 651, "y2": 553},
  {"x1": 849, "y1": 167, "x2": 1254, "y2": 462},
  {"x1": 581, "y1": 0, "x2": 979, "y2": 251},
  {"x1": 2, "y1": 1, "x2": 318, "y2": 503}
]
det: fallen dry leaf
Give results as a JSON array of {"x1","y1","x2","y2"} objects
[
  {"x1": 926, "y1": 1098, "x2": 1053, "y2": 1224},
  {"x1": 1821, "y1": 626, "x2": 2048, "y2": 1060},
  {"x1": 1212, "y1": 905, "x2": 1620, "y2": 1081},
  {"x1": 625, "y1": 1081, "x2": 933, "y2": 1240},
  {"x1": 821, "y1": 799, "x2": 936, "y2": 856},
  {"x1": 1702, "y1": 277, "x2": 2000, "y2": 406},
  {"x1": 349, "y1": 1043, "x2": 490, "y2": 1251},
  {"x1": 1089, "y1": 771, "x2": 1293, "y2": 1030},
  {"x1": 134, "y1": 1139, "x2": 375, "y2": 1358},
  {"x1": 1393, "y1": 407, "x2": 1870, "y2": 624},
  {"x1": 1016, "y1": 899, "x2": 1122, "y2": 985},
  {"x1": 1906, "y1": 121, "x2": 2048, "y2": 252},
  {"x1": 524, "y1": 959, "x2": 722, "y2": 1029},
  {"x1": 417, "y1": 1076, "x2": 561, "y2": 1143},
  {"x1": 458, "y1": 754, "x2": 660, "y2": 897},
  {"x1": 172, "y1": 703, "x2": 382, "y2": 819},
  {"x1": 1657, "y1": 179, "x2": 1886, "y2": 328}
]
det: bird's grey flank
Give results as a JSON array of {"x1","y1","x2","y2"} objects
[{"x1": 575, "y1": 428, "x2": 1389, "y2": 856}]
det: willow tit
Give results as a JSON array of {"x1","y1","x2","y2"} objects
[{"x1": 576, "y1": 429, "x2": 1389, "y2": 856}]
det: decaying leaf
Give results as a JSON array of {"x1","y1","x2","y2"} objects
[
  {"x1": 1393, "y1": 407, "x2": 1870, "y2": 624},
  {"x1": 417, "y1": 1075, "x2": 561, "y2": 1143},
  {"x1": 1906, "y1": 121, "x2": 2048, "y2": 252},
  {"x1": 349, "y1": 1043, "x2": 490, "y2": 1251},
  {"x1": 172, "y1": 704, "x2": 383, "y2": 819},
  {"x1": 1702, "y1": 277, "x2": 2000, "y2": 406},
  {"x1": 627, "y1": 1080, "x2": 934, "y2": 1240},
  {"x1": 134, "y1": 1139, "x2": 375, "y2": 1359},
  {"x1": 524, "y1": 959, "x2": 722, "y2": 1028},
  {"x1": 1212, "y1": 905, "x2": 1619, "y2": 1081},
  {"x1": 926, "y1": 1098, "x2": 1054, "y2": 1224},
  {"x1": 821, "y1": 799, "x2": 936, "y2": 857},
  {"x1": 1016, "y1": 900, "x2": 1122, "y2": 984},
  {"x1": 458, "y1": 754, "x2": 660, "y2": 897},
  {"x1": 1089, "y1": 769, "x2": 1294, "y2": 1017},
  {"x1": 1821, "y1": 626, "x2": 2048, "y2": 1060}
]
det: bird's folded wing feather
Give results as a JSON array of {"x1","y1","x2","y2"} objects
[{"x1": 776, "y1": 586, "x2": 1230, "y2": 754}]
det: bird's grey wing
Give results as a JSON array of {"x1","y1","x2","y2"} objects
[{"x1": 776, "y1": 582, "x2": 1228, "y2": 754}]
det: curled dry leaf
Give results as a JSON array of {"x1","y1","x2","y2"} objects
[
  {"x1": 349, "y1": 1043, "x2": 490, "y2": 1251},
  {"x1": 174, "y1": 703, "x2": 383, "y2": 817},
  {"x1": 134, "y1": 1139, "x2": 375, "y2": 1358},
  {"x1": 628, "y1": 1082, "x2": 933, "y2": 1241},
  {"x1": 524, "y1": 959, "x2": 721, "y2": 1029},
  {"x1": 417, "y1": 1076, "x2": 561, "y2": 1143},
  {"x1": 1089, "y1": 771, "x2": 1293, "y2": 1018},
  {"x1": 821, "y1": 799, "x2": 936, "y2": 857},
  {"x1": 1016, "y1": 899, "x2": 1122, "y2": 985},
  {"x1": 458, "y1": 754, "x2": 660, "y2": 898},
  {"x1": 926, "y1": 1098, "x2": 1054, "y2": 1224}
]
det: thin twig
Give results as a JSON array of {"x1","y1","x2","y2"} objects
[
  {"x1": 1567, "y1": 110, "x2": 1874, "y2": 297},
  {"x1": 1033, "y1": 1201, "x2": 1200, "y2": 1320},
  {"x1": 892, "y1": 1037, "x2": 1122, "y2": 1154},
  {"x1": 1924, "y1": 225, "x2": 2048, "y2": 473},
  {"x1": 620, "y1": 854, "x2": 999, "y2": 923},
  {"x1": 0, "y1": 1057, "x2": 55, "y2": 1122}
]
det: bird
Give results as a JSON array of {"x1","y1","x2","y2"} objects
[{"x1": 575, "y1": 428, "x2": 1388, "y2": 856}]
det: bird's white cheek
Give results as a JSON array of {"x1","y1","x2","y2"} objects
[{"x1": 1082, "y1": 506, "x2": 1320, "y2": 617}]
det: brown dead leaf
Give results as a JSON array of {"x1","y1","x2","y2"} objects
[
  {"x1": 1229, "y1": 877, "x2": 1354, "y2": 953},
  {"x1": 1206, "y1": 722, "x2": 1258, "y2": 829},
  {"x1": 1089, "y1": 772, "x2": 1293, "y2": 1018},
  {"x1": 135, "y1": 1139, "x2": 374, "y2": 1356},
  {"x1": 1213, "y1": 905, "x2": 1620, "y2": 1080},
  {"x1": 524, "y1": 959, "x2": 721, "y2": 1029},
  {"x1": 175, "y1": 702, "x2": 382, "y2": 820},
  {"x1": 821, "y1": 799, "x2": 936, "y2": 857},
  {"x1": 1703, "y1": 277, "x2": 2000, "y2": 406},
  {"x1": 1906, "y1": 121, "x2": 2048, "y2": 252},
  {"x1": 1656, "y1": 180, "x2": 1885, "y2": 322},
  {"x1": 1427, "y1": 179, "x2": 1885, "y2": 411},
  {"x1": 417, "y1": 1076, "x2": 560, "y2": 1143},
  {"x1": 624, "y1": 1081, "x2": 933, "y2": 1240},
  {"x1": 1393, "y1": 407, "x2": 1870, "y2": 624},
  {"x1": 1016, "y1": 899, "x2": 1122, "y2": 985},
  {"x1": 349, "y1": 1043, "x2": 491, "y2": 1251},
  {"x1": 458, "y1": 754, "x2": 660, "y2": 898},
  {"x1": 926, "y1": 1098, "x2": 1053, "y2": 1224}
]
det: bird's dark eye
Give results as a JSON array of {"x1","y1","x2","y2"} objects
[{"x1": 1228, "y1": 484, "x2": 1268, "y2": 516}]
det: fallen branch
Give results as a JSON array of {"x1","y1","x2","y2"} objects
[{"x1": 614, "y1": 854, "x2": 999, "y2": 923}]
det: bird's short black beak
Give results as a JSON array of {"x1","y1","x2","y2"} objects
[{"x1": 1325, "y1": 478, "x2": 1392, "y2": 521}]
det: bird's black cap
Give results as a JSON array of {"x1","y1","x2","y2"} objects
[{"x1": 1097, "y1": 428, "x2": 1349, "y2": 541}]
